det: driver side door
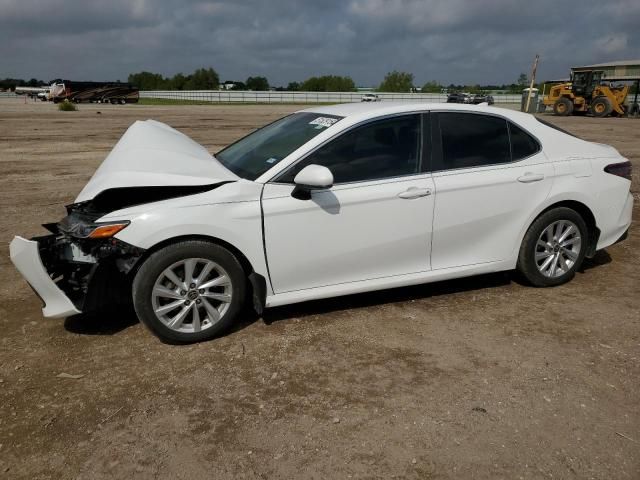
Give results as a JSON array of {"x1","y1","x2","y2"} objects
[{"x1": 261, "y1": 114, "x2": 436, "y2": 294}]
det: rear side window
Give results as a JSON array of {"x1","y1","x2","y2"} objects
[
  {"x1": 436, "y1": 113, "x2": 510, "y2": 170},
  {"x1": 509, "y1": 122, "x2": 540, "y2": 160}
]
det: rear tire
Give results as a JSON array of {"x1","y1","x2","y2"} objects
[
  {"x1": 133, "y1": 240, "x2": 246, "y2": 343},
  {"x1": 517, "y1": 208, "x2": 588, "y2": 287},
  {"x1": 553, "y1": 97, "x2": 573, "y2": 116},
  {"x1": 591, "y1": 96, "x2": 612, "y2": 117}
]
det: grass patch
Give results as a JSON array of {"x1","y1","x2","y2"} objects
[
  {"x1": 138, "y1": 98, "x2": 336, "y2": 106},
  {"x1": 58, "y1": 101, "x2": 77, "y2": 111}
]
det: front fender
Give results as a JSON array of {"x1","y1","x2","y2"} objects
[{"x1": 112, "y1": 201, "x2": 269, "y2": 284}]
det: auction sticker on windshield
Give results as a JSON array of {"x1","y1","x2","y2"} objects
[{"x1": 309, "y1": 117, "x2": 339, "y2": 128}]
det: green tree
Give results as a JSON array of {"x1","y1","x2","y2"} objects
[
  {"x1": 246, "y1": 76, "x2": 269, "y2": 91},
  {"x1": 421, "y1": 80, "x2": 442, "y2": 93},
  {"x1": 517, "y1": 73, "x2": 529, "y2": 87},
  {"x1": 300, "y1": 76, "x2": 322, "y2": 91},
  {"x1": 0, "y1": 78, "x2": 45, "y2": 90},
  {"x1": 128, "y1": 71, "x2": 169, "y2": 90},
  {"x1": 230, "y1": 81, "x2": 246, "y2": 90},
  {"x1": 169, "y1": 73, "x2": 188, "y2": 90},
  {"x1": 129, "y1": 68, "x2": 220, "y2": 91},
  {"x1": 184, "y1": 68, "x2": 219, "y2": 90},
  {"x1": 286, "y1": 81, "x2": 301, "y2": 91},
  {"x1": 300, "y1": 75, "x2": 355, "y2": 92},
  {"x1": 378, "y1": 71, "x2": 414, "y2": 92}
]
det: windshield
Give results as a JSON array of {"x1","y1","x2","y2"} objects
[{"x1": 216, "y1": 112, "x2": 343, "y2": 180}]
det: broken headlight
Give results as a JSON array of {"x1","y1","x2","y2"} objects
[{"x1": 57, "y1": 214, "x2": 130, "y2": 239}]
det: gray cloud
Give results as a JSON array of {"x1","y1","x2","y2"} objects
[{"x1": 1, "y1": 0, "x2": 638, "y2": 86}]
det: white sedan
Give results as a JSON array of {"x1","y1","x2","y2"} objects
[{"x1": 10, "y1": 103, "x2": 633, "y2": 343}]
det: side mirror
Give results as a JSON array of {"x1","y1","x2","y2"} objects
[{"x1": 292, "y1": 164, "x2": 334, "y2": 200}]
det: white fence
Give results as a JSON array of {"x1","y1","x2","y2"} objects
[
  {"x1": 0, "y1": 89, "x2": 525, "y2": 104},
  {"x1": 141, "y1": 90, "x2": 523, "y2": 104}
]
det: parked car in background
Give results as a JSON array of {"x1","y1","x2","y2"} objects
[
  {"x1": 472, "y1": 93, "x2": 495, "y2": 105},
  {"x1": 10, "y1": 102, "x2": 633, "y2": 343},
  {"x1": 448, "y1": 92, "x2": 495, "y2": 105},
  {"x1": 361, "y1": 93, "x2": 380, "y2": 102},
  {"x1": 447, "y1": 92, "x2": 473, "y2": 103}
]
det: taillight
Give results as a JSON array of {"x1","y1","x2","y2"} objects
[{"x1": 604, "y1": 161, "x2": 632, "y2": 181}]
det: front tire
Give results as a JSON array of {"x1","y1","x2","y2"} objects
[
  {"x1": 517, "y1": 208, "x2": 588, "y2": 287},
  {"x1": 133, "y1": 240, "x2": 246, "y2": 343}
]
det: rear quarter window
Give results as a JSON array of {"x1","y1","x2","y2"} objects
[{"x1": 509, "y1": 122, "x2": 541, "y2": 160}]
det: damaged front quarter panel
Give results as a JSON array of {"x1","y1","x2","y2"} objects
[
  {"x1": 36, "y1": 206, "x2": 146, "y2": 312},
  {"x1": 20, "y1": 181, "x2": 235, "y2": 315}
]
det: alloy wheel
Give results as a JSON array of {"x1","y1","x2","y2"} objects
[
  {"x1": 535, "y1": 220, "x2": 582, "y2": 278},
  {"x1": 151, "y1": 258, "x2": 232, "y2": 333}
]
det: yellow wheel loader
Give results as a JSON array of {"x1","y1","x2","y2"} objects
[{"x1": 543, "y1": 70, "x2": 629, "y2": 117}]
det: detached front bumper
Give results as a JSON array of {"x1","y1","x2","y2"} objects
[
  {"x1": 10, "y1": 229, "x2": 144, "y2": 319},
  {"x1": 10, "y1": 236, "x2": 81, "y2": 318}
]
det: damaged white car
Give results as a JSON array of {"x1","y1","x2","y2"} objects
[{"x1": 10, "y1": 103, "x2": 633, "y2": 343}]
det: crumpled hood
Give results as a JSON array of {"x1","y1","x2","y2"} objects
[{"x1": 76, "y1": 120, "x2": 238, "y2": 202}]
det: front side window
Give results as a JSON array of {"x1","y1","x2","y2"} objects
[
  {"x1": 216, "y1": 112, "x2": 343, "y2": 180},
  {"x1": 278, "y1": 114, "x2": 421, "y2": 184},
  {"x1": 435, "y1": 113, "x2": 510, "y2": 170}
]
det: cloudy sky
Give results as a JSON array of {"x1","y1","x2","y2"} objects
[{"x1": 1, "y1": 0, "x2": 639, "y2": 87}]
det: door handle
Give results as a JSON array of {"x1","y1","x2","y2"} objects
[
  {"x1": 398, "y1": 187, "x2": 432, "y2": 199},
  {"x1": 517, "y1": 172, "x2": 545, "y2": 183}
]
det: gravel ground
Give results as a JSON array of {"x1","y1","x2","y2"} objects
[{"x1": 0, "y1": 98, "x2": 638, "y2": 479}]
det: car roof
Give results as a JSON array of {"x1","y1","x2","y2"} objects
[{"x1": 298, "y1": 102, "x2": 532, "y2": 123}]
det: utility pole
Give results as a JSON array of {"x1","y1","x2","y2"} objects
[{"x1": 525, "y1": 54, "x2": 540, "y2": 113}]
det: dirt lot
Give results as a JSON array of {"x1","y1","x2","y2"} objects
[{"x1": 0, "y1": 98, "x2": 638, "y2": 479}]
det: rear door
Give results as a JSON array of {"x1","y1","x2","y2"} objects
[{"x1": 430, "y1": 112, "x2": 553, "y2": 270}]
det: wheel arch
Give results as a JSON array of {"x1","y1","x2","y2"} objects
[
  {"x1": 523, "y1": 200, "x2": 600, "y2": 258},
  {"x1": 129, "y1": 234, "x2": 269, "y2": 313},
  {"x1": 133, "y1": 234, "x2": 256, "y2": 277}
]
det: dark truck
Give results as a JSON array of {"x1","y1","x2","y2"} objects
[{"x1": 49, "y1": 80, "x2": 139, "y2": 104}]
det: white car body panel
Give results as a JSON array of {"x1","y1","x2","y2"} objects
[
  {"x1": 107, "y1": 181, "x2": 272, "y2": 295},
  {"x1": 546, "y1": 156, "x2": 633, "y2": 250},
  {"x1": 265, "y1": 259, "x2": 512, "y2": 308},
  {"x1": 9, "y1": 237, "x2": 81, "y2": 318},
  {"x1": 430, "y1": 154, "x2": 554, "y2": 270},
  {"x1": 9, "y1": 102, "x2": 633, "y2": 320},
  {"x1": 76, "y1": 119, "x2": 238, "y2": 202},
  {"x1": 262, "y1": 174, "x2": 435, "y2": 293}
]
